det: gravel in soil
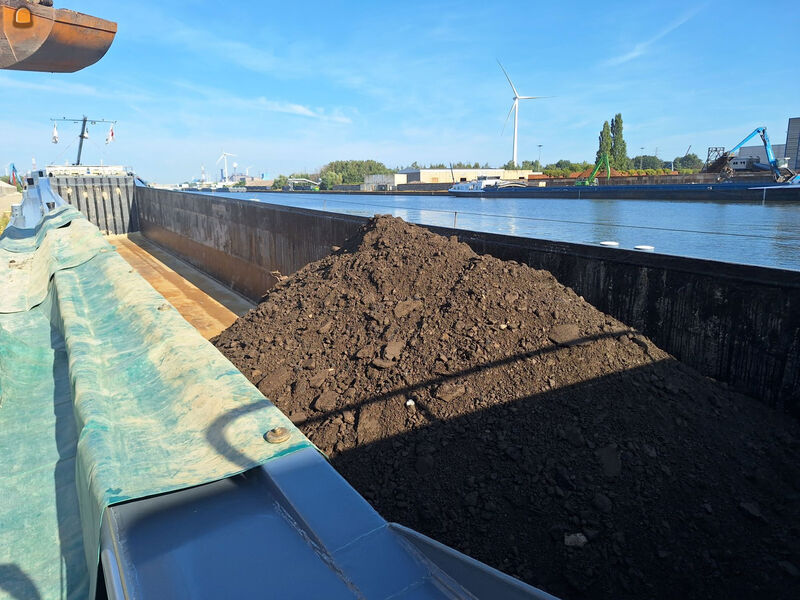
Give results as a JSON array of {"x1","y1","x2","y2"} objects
[{"x1": 213, "y1": 216, "x2": 800, "y2": 600}]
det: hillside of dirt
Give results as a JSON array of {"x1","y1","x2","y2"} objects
[
  {"x1": 213, "y1": 216, "x2": 800, "y2": 600},
  {"x1": 570, "y1": 165, "x2": 627, "y2": 179}
]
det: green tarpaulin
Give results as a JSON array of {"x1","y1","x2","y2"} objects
[{"x1": 0, "y1": 207, "x2": 313, "y2": 599}]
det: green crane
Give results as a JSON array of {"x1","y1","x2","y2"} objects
[{"x1": 576, "y1": 152, "x2": 611, "y2": 186}]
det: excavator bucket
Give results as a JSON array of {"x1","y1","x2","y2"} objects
[{"x1": 0, "y1": 0, "x2": 116, "y2": 73}]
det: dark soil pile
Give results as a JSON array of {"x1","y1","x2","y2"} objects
[
  {"x1": 571, "y1": 165, "x2": 627, "y2": 179},
  {"x1": 213, "y1": 216, "x2": 800, "y2": 600}
]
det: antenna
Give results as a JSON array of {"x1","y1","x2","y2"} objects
[{"x1": 497, "y1": 60, "x2": 551, "y2": 167}]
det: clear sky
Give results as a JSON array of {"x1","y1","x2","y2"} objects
[{"x1": 1, "y1": 0, "x2": 798, "y2": 183}]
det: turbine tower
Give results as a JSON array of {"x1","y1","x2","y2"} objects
[
  {"x1": 498, "y1": 61, "x2": 549, "y2": 167},
  {"x1": 216, "y1": 151, "x2": 236, "y2": 181}
]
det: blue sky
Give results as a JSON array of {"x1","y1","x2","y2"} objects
[{"x1": 1, "y1": 0, "x2": 798, "y2": 182}]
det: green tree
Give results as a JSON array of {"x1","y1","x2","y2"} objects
[
  {"x1": 272, "y1": 175, "x2": 288, "y2": 189},
  {"x1": 632, "y1": 155, "x2": 662, "y2": 170},
  {"x1": 520, "y1": 159, "x2": 542, "y2": 171},
  {"x1": 320, "y1": 160, "x2": 392, "y2": 184},
  {"x1": 546, "y1": 159, "x2": 591, "y2": 173},
  {"x1": 597, "y1": 121, "x2": 612, "y2": 164},
  {"x1": 319, "y1": 171, "x2": 343, "y2": 190},
  {"x1": 610, "y1": 113, "x2": 629, "y2": 169},
  {"x1": 503, "y1": 159, "x2": 517, "y2": 169},
  {"x1": 290, "y1": 172, "x2": 316, "y2": 180},
  {"x1": 674, "y1": 153, "x2": 703, "y2": 171}
]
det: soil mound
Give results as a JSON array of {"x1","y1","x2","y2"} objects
[
  {"x1": 571, "y1": 165, "x2": 626, "y2": 179},
  {"x1": 213, "y1": 216, "x2": 800, "y2": 600}
]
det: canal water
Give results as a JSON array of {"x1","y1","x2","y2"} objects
[{"x1": 212, "y1": 192, "x2": 800, "y2": 271}]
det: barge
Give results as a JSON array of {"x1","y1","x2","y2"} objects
[{"x1": 449, "y1": 180, "x2": 800, "y2": 201}]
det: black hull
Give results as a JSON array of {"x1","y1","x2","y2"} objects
[{"x1": 451, "y1": 183, "x2": 800, "y2": 202}]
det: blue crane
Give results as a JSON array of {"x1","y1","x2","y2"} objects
[{"x1": 724, "y1": 127, "x2": 800, "y2": 184}]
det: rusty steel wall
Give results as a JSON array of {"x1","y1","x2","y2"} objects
[
  {"x1": 134, "y1": 186, "x2": 800, "y2": 414},
  {"x1": 51, "y1": 175, "x2": 138, "y2": 235},
  {"x1": 135, "y1": 188, "x2": 364, "y2": 301}
]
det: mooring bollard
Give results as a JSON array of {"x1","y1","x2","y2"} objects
[{"x1": 453, "y1": 211, "x2": 458, "y2": 228}]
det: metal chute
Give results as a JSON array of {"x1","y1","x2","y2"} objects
[{"x1": 0, "y1": 0, "x2": 116, "y2": 73}]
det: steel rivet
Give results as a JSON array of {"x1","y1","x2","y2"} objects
[{"x1": 265, "y1": 427, "x2": 290, "y2": 444}]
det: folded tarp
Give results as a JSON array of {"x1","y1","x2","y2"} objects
[
  {"x1": 0, "y1": 206, "x2": 111, "y2": 313},
  {"x1": 0, "y1": 208, "x2": 313, "y2": 599}
]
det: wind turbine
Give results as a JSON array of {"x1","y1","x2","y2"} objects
[
  {"x1": 216, "y1": 151, "x2": 236, "y2": 181},
  {"x1": 498, "y1": 60, "x2": 550, "y2": 167}
]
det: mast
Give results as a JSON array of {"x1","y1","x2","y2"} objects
[
  {"x1": 50, "y1": 116, "x2": 116, "y2": 166},
  {"x1": 76, "y1": 116, "x2": 88, "y2": 166}
]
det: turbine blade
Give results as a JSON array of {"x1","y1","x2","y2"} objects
[
  {"x1": 496, "y1": 59, "x2": 519, "y2": 98},
  {"x1": 518, "y1": 96, "x2": 554, "y2": 100},
  {"x1": 501, "y1": 102, "x2": 515, "y2": 135}
]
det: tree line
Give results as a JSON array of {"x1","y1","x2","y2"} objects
[
  {"x1": 595, "y1": 113, "x2": 703, "y2": 174},
  {"x1": 269, "y1": 120, "x2": 704, "y2": 188},
  {"x1": 272, "y1": 160, "x2": 393, "y2": 190}
]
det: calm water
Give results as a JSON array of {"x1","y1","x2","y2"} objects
[{"x1": 209, "y1": 192, "x2": 800, "y2": 271}]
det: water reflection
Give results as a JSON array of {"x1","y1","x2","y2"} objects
[{"x1": 219, "y1": 192, "x2": 800, "y2": 271}]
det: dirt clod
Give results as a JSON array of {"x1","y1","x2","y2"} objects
[{"x1": 214, "y1": 216, "x2": 800, "y2": 600}]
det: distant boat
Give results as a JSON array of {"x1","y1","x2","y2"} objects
[{"x1": 449, "y1": 178, "x2": 527, "y2": 197}]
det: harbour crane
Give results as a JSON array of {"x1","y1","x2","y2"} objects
[
  {"x1": 704, "y1": 126, "x2": 800, "y2": 184},
  {"x1": 575, "y1": 152, "x2": 611, "y2": 186}
]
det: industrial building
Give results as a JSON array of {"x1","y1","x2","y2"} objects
[
  {"x1": 736, "y1": 143, "x2": 786, "y2": 165},
  {"x1": 397, "y1": 167, "x2": 535, "y2": 184},
  {"x1": 362, "y1": 173, "x2": 408, "y2": 191},
  {"x1": 786, "y1": 117, "x2": 800, "y2": 170}
]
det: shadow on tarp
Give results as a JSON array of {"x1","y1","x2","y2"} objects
[
  {"x1": 0, "y1": 565, "x2": 42, "y2": 600},
  {"x1": 316, "y1": 360, "x2": 799, "y2": 600},
  {"x1": 51, "y1": 325, "x2": 85, "y2": 597},
  {"x1": 204, "y1": 400, "x2": 278, "y2": 470}
]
